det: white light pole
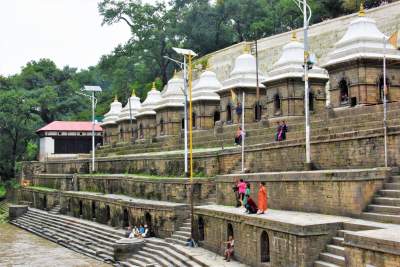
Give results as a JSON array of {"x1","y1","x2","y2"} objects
[
  {"x1": 293, "y1": 0, "x2": 313, "y2": 167},
  {"x1": 383, "y1": 36, "x2": 388, "y2": 167},
  {"x1": 81, "y1": 86, "x2": 102, "y2": 173}
]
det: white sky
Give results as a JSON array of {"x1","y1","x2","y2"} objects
[{"x1": 0, "y1": 0, "x2": 161, "y2": 76}]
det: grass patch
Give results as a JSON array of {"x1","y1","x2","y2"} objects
[{"x1": 0, "y1": 184, "x2": 5, "y2": 198}]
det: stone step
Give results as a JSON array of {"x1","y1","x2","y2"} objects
[
  {"x1": 145, "y1": 242, "x2": 198, "y2": 267},
  {"x1": 379, "y1": 190, "x2": 400, "y2": 198},
  {"x1": 373, "y1": 197, "x2": 400, "y2": 206},
  {"x1": 179, "y1": 226, "x2": 191, "y2": 231},
  {"x1": 171, "y1": 233, "x2": 190, "y2": 242},
  {"x1": 319, "y1": 253, "x2": 345, "y2": 266},
  {"x1": 391, "y1": 176, "x2": 400, "y2": 183},
  {"x1": 336, "y1": 230, "x2": 347, "y2": 238},
  {"x1": 368, "y1": 204, "x2": 400, "y2": 215},
  {"x1": 332, "y1": 237, "x2": 344, "y2": 246},
  {"x1": 182, "y1": 222, "x2": 191, "y2": 227},
  {"x1": 143, "y1": 246, "x2": 187, "y2": 267},
  {"x1": 361, "y1": 212, "x2": 400, "y2": 224},
  {"x1": 27, "y1": 209, "x2": 124, "y2": 239},
  {"x1": 326, "y1": 245, "x2": 345, "y2": 257},
  {"x1": 146, "y1": 238, "x2": 205, "y2": 267},
  {"x1": 15, "y1": 217, "x2": 115, "y2": 257},
  {"x1": 165, "y1": 237, "x2": 187, "y2": 246},
  {"x1": 314, "y1": 260, "x2": 341, "y2": 267},
  {"x1": 128, "y1": 253, "x2": 158, "y2": 267},
  {"x1": 25, "y1": 211, "x2": 119, "y2": 244},
  {"x1": 11, "y1": 219, "x2": 113, "y2": 262},
  {"x1": 137, "y1": 249, "x2": 170, "y2": 267},
  {"x1": 384, "y1": 183, "x2": 400, "y2": 190},
  {"x1": 175, "y1": 230, "x2": 191, "y2": 237},
  {"x1": 122, "y1": 258, "x2": 148, "y2": 267}
]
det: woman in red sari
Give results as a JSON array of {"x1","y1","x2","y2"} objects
[{"x1": 257, "y1": 182, "x2": 268, "y2": 214}]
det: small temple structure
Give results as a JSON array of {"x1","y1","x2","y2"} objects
[
  {"x1": 154, "y1": 73, "x2": 185, "y2": 136},
  {"x1": 323, "y1": 5, "x2": 400, "y2": 108},
  {"x1": 135, "y1": 83, "x2": 162, "y2": 140},
  {"x1": 263, "y1": 32, "x2": 329, "y2": 118},
  {"x1": 116, "y1": 90, "x2": 141, "y2": 143},
  {"x1": 191, "y1": 67, "x2": 222, "y2": 129},
  {"x1": 218, "y1": 46, "x2": 266, "y2": 124},
  {"x1": 101, "y1": 96, "x2": 122, "y2": 145}
]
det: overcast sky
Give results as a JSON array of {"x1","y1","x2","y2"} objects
[{"x1": 0, "y1": 0, "x2": 161, "y2": 76}]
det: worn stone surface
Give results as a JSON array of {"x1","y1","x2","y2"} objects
[
  {"x1": 216, "y1": 168, "x2": 390, "y2": 217},
  {"x1": 60, "y1": 191, "x2": 187, "y2": 238}
]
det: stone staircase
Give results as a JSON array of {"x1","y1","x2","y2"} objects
[
  {"x1": 48, "y1": 204, "x2": 61, "y2": 215},
  {"x1": 166, "y1": 218, "x2": 192, "y2": 246},
  {"x1": 10, "y1": 208, "x2": 124, "y2": 263},
  {"x1": 120, "y1": 238, "x2": 205, "y2": 267},
  {"x1": 314, "y1": 229, "x2": 346, "y2": 267},
  {"x1": 362, "y1": 174, "x2": 400, "y2": 224}
]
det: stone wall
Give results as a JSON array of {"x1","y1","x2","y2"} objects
[
  {"x1": 75, "y1": 175, "x2": 215, "y2": 204},
  {"x1": 344, "y1": 229, "x2": 400, "y2": 267},
  {"x1": 60, "y1": 191, "x2": 187, "y2": 238},
  {"x1": 17, "y1": 187, "x2": 59, "y2": 211},
  {"x1": 32, "y1": 174, "x2": 74, "y2": 191},
  {"x1": 216, "y1": 168, "x2": 390, "y2": 217},
  {"x1": 194, "y1": 206, "x2": 341, "y2": 267}
]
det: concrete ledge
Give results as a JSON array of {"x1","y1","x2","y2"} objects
[
  {"x1": 9, "y1": 205, "x2": 28, "y2": 220},
  {"x1": 114, "y1": 238, "x2": 145, "y2": 261},
  {"x1": 344, "y1": 229, "x2": 400, "y2": 256}
]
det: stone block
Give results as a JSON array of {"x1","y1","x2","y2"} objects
[
  {"x1": 9, "y1": 205, "x2": 28, "y2": 220},
  {"x1": 114, "y1": 238, "x2": 145, "y2": 261}
]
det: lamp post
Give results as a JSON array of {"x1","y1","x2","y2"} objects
[
  {"x1": 81, "y1": 86, "x2": 102, "y2": 173},
  {"x1": 165, "y1": 47, "x2": 198, "y2": 239},
  {"x1": 292, "y1": 0, "x2": 313, "y2": 168}
]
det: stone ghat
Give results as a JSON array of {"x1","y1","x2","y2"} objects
[
  {"x1": 27, "y1": 124, "x2": 400, "y2": 177},
  {"x1": 29, "y1": 174, "x2": 216, "y2": 204},
  {"x1": 59, "y1": 191, "x2": 188, "y2": 238},
  {"x1": 193, "y1": 205, "x2": 400, "y2": 267},
  {"x1": 216, "y1": 168, "x2": 390, "y2": 217},
  {"x1": 96, "y1": 102, "x2": 400, "y2": 157}
]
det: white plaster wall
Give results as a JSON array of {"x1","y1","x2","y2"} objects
[{"x1": 39, "y1": 137, "x2": 54, "y2": 161}]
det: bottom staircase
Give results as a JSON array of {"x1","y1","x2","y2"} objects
[{"x1": 314, "y1": 229, "x2": 346, "y2": 267}]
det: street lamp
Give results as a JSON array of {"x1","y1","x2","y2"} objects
[
  {"x1": 80, "y1": 85, "x2": 102, "y2": 173},
  {"x1": 164, "y1": 47, "x2": 198, "y2": 239},
  {"x1": 292, "y1": 0, "x2": 313, "y2": 168}
]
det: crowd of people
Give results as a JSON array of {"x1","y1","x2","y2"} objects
[
  {"x1": 126, "y1": 224, "x2": 150, "y2": 239},
  {"x1": 233, "y1": 179, "x2": 268, "y2": 214}
]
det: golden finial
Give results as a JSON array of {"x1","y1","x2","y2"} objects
[
  {"x1": 114, "y1": 95, "x2": 118, "y2": 102},
  {"x1": 243, "y1": 44, "x2": 250, "y2": 54},
  {"x1": 131, "y1": 89, "x2": 136, "y2": 97},
  {"x1": 152, "y1": 82, "x2": 156, "y2": 90},
  {"x1": 359, "y1": 2, "x2": 365, "y2": 17},
  {"x1": 291, "y1": 31, "x2": 298, "y2": 41}
]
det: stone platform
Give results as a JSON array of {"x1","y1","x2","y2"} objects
[
  {"x1": 194, "y1": 205, "x2": 400, "y2": 267},
  {"x1": 216, "y1": 168, "x2": 390, "y2": 217}
]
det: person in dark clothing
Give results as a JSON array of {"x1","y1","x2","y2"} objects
[
  {"x1": 245, "y1": 196, "x2": 258, "y2": 214},
  {"x1": 236, "y1": 102, "x2": 242, "y2": 123},
  {"x1": 282, "y1": 121, "x2": 288, "y2": 140}
]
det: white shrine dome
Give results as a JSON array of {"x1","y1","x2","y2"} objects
[
  {"x1": 264, "y1": 33, "x2": 328, "y2": 83},
  {"x1": 117, "y1": 90, "x2": 142, "y2": 122},
  {"x1": 192, "y1": 70, "x2": 221, "y2": 102},
  {"x1": 155, "y1": 73, "x2": 185, "y2": 110},
  {"x1": 219, "y1": 47, "x2": 266, "y2": 92},
  {"x1": 101, "y1": 97, "x2": 122, "y2": 126},
  {"x1": 324, "y1": 8, "x2": 400, "y2": 67},
  {"x1": 136, "y1": 84, "x2": 163, "y2": 117}
]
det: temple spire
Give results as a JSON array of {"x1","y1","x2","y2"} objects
[
  {"x1": 114, "y1": 95, "x2": 118, "y2": 102},
  {"x1": 152, "y1": 81, "x2": 156, "y2": 90},
  {"x1": 131, "y1": 89, "x2": 136, "y2": 97}
]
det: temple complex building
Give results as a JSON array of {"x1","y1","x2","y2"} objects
[
  {"x1": 135, "y1": 83, "x2": 162, "y2": 140},
  {"x1": 218, "y1": 48, "x2": 266, "y2": 124},
  {"x1": 101, "y1": 97, "x2": 122, "y2": 145},
  {"x1": 323, "y1": 7, "x2": 400, "y2": 108},
  {"x1": 263, "y1": 33, "x2": 329, "y2": 118},
  {"x1": 154, "y1": 74, "x2": 185, "y2": 137},
  {"x1": 192, "y1": 69, "x2": 222, "y2": 130},
  {"x1": 116, "y1": 90, "x2": 141, "y2": 143}
]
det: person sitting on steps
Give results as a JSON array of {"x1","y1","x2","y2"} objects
[{"x1": 223, "y1": 235, "x2": 235, "y2": 262}]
